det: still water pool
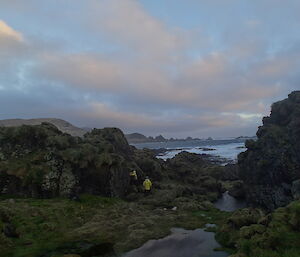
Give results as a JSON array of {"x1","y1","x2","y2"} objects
[{"x1": 123, "y1": 227, "x2": 229, "y2": 257}]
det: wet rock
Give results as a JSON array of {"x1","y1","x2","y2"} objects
[{"x1": 198, "y1": 147, "x2": 216, "y2": 151}]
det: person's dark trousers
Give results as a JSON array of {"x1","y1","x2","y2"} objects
[{"x1": 144, "y1": 189, "x2": 151, "y2": 196}]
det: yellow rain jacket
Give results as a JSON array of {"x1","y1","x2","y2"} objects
[
  {"x1": 130, "y1": 170, "x2": 138, "y2": 180},
  {"x1": 143, "y1": 179, "x2": 152, "y2": 191}
]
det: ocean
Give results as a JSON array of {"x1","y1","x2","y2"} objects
[{"x1": 132, "y1": 138, "x2": 248, "y2": 163}]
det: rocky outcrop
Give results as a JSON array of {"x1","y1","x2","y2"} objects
[
  {"x1": 0, "y1": 122, "x2": 229, "y2": 203},
  {"x1": 238, "y1": 91, "x2": 300, "y2": 210},
  {"x1": 0, "y1": 123, "x2": 137, "y2": 198},
  {"x1": 163, "y1": 151, "x2": 224, "y2": 201}
]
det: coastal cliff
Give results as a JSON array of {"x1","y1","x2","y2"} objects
[{"x1": 238, "y1": 91, "x2": 300, "y2": 210}]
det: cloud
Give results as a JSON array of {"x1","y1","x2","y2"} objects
[
  {"x1": 78, "y1": 101, "x2": 253, "y2": 136},
  {"x1": 0, "y1": 1, "x2": 300, "y2": 138},
  {"x1": 36, "y1": 53, "x2": 124, "y2": 91},
  {"x1": 35, "y1": 45, "x2": 279, "y2": 116},
  {"x1": 246, "y1": 19, "x2": 261, "y2": 28},
  {"x1": 0, "y1": 20, "x2": 30, "y2": 92},
  {"x1": 88, "y1": 0, "x2": 186, "y2": 62},
  {"x1": 0, "y1": 20, "x2": 25, "y2": 55},
  {"x1": 0, "y1": 20, "x2": 23, "y2": 41}
]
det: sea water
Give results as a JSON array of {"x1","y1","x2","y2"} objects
[{"x1": 132, "y1": 139, "x2": 247, "y2": 163}]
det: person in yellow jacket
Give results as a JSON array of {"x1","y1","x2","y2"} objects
[
  {"x1": 143, "y1": 176, "x2": 152, "y2": 195},
  {"x1": 129, "y1": 170, "x2": 138, "y2": 186}
]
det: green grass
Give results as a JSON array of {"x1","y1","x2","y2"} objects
[
  {"x1": 0, "y1": 195, "x2": 119, "y2": 257},
  {"x1": 193, "y1": 208, "x2": 231, "y2": 226},
  {"x1": 1, "y1": 195, "x2": 225, "y2": 257}
]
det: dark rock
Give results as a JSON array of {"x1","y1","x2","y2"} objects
[
  {"x1": 291, "y1": 179, "x2": 300, "y2": 200},
  {"x1": 238, "y1": 91, "x2": 300, "y2": 210},
  {"x1": 164, "y1": 152, "x2": 223, "y2": 200},
  {"x1": 3, "y1": 223, "x2": 19, "y2": 238},
  {"x1": 221, "y1": 164, "x2": 240, "y2": 181},
  {"x1": 45, "y1": 241, "x2": 116, "y2": 257},
  {"x1": 198, "y1": 147, "x2": 216, "y2": 151}
]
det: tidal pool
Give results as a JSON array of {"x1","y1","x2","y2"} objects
[
  {"x1": 123, "y1": 227, "x2": 229, "y2": 257},
  {"x1": 123, "y1": 192, "x2": 246, "y2": 257},
  {"x1": 214, "y1": 191, "x2": 246, "y2": 212}
]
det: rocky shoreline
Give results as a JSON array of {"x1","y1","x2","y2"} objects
[
  {"x1": 153, "y1": 148, "x2": 235, "y2": 166},
  {"x1": 0, "y1": 91, "x2": 300, "y2": 257},
  {"x1": 0, "y1": 122, "x2": 239, "y2": 256}
]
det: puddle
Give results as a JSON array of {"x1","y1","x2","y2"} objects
[
  {"x1": 123, "y1": 227, "x2": 229, "y2": 257},
  {"x1": 214, "y1": 191, "x2": 246, "y2": 212}
]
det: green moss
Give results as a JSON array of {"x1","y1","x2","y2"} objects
[{"x1": 216, "y1": 201, "x2": 300, "y2": 257}]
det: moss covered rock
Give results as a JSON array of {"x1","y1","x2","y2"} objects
[
  {"x1": 238, "y1": 91, "x2": 300, "y2": 210},
  {"x1": 0, "y1": 124, "x2": 155, "y2": 198},
  {"x1": 216, "y1": 200, "x2": 300, "y2": 257}
]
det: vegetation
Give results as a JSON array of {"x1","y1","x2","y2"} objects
[
  {"x1": 216, "y1": 200, "x2": 300, "y2": 257},
  {"x1": 0, "y1": 123, "x2": 135, "y2": 198},
  {"x1": 0, "y1": 194, "x2": 229, "y2": 257},
  {"x1": 1, "y1": 91, "x2": 300, "y2": 257}
]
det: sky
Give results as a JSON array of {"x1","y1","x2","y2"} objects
[{"x1": 0, "y1": 0, "x2": 299, "y2": 138}]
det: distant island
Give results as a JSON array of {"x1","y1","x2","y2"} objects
[
  {"x1": 124, "y1": 133, "x2": 212, "y2": 144},
  {"x1": 125, "y1": 133, "x2": 256, "y2": 144}
]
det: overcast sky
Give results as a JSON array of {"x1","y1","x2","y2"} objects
[{"x1": 0, "y1": 0, "x2": 299, "y2": 138}]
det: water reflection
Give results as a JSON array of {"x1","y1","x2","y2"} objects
[{"x1": 123, "y1": 228, "x2": 229, "y2": 257}]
